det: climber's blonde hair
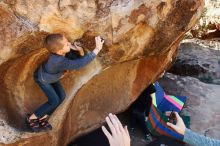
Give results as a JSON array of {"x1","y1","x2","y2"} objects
[{"x1": 44, "y1": 33, "x2": 64, "y2": 53}]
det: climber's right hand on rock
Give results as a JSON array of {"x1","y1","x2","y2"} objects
[
  {"x1": 93, "y1": 36, "x2": 104, "y2": 55},
  {"x1": 102, "y1": 113, "x2": 130, "y2": 146}
]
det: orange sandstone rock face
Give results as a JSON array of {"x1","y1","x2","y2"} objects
[{"x1": 0, "y1": 0, "x2": 203, "y2": 145}]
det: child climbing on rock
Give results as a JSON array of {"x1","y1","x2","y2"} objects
[{"x1": 26, "y1": 33, "x2": 104, "y2": 132}]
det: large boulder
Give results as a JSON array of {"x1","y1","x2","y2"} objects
[{"x1": 0, "y1": 0, "x2": 204, "y2": 145}]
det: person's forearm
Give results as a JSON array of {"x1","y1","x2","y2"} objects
[
  {"x1": 93, "y1": 48, "x2": 102, "y2": 55},
  {"x1": 183, "y1": 128, "x2": 220, "y2": 146}
]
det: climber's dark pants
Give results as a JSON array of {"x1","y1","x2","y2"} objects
[{"x1": 33, "y1": 74, "x2": 66, "y2": 118}]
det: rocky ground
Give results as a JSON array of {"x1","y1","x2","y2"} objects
[
  {"x1": 165, "y1": 39, "x2": 220, "y2": 141},
  {"x1": 0, "y1": 110, "x2": 21, "y2": 144},
  {"x1": 169, "y1": 39, "x2": 220, "y2": 84}
]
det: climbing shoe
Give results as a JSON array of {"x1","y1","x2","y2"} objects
[
  {"x1": 26, "y1": 114, "x2": 41, "y2": 132},
  {"x1": 39, "y1": 117, "x2": 52, "y2": 131}
]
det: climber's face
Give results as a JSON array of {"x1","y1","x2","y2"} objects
[{"x1": 61, "y1": 36, "x2": 71, "y2": 54}]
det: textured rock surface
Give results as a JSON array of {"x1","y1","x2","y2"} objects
[
  {"x1": 159, "y1": 73, "x2": 220, "y2": 140},
  {"x1": 169, "y1": 39, "x2": 220, "y2": 84},
  {"x1": 0, "y1": 0, "x2": 204, "y2": 145}
]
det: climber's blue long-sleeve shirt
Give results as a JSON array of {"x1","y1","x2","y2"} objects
[{"x1": 35, "y1": 52, "x2": 96, "y2": 83}]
